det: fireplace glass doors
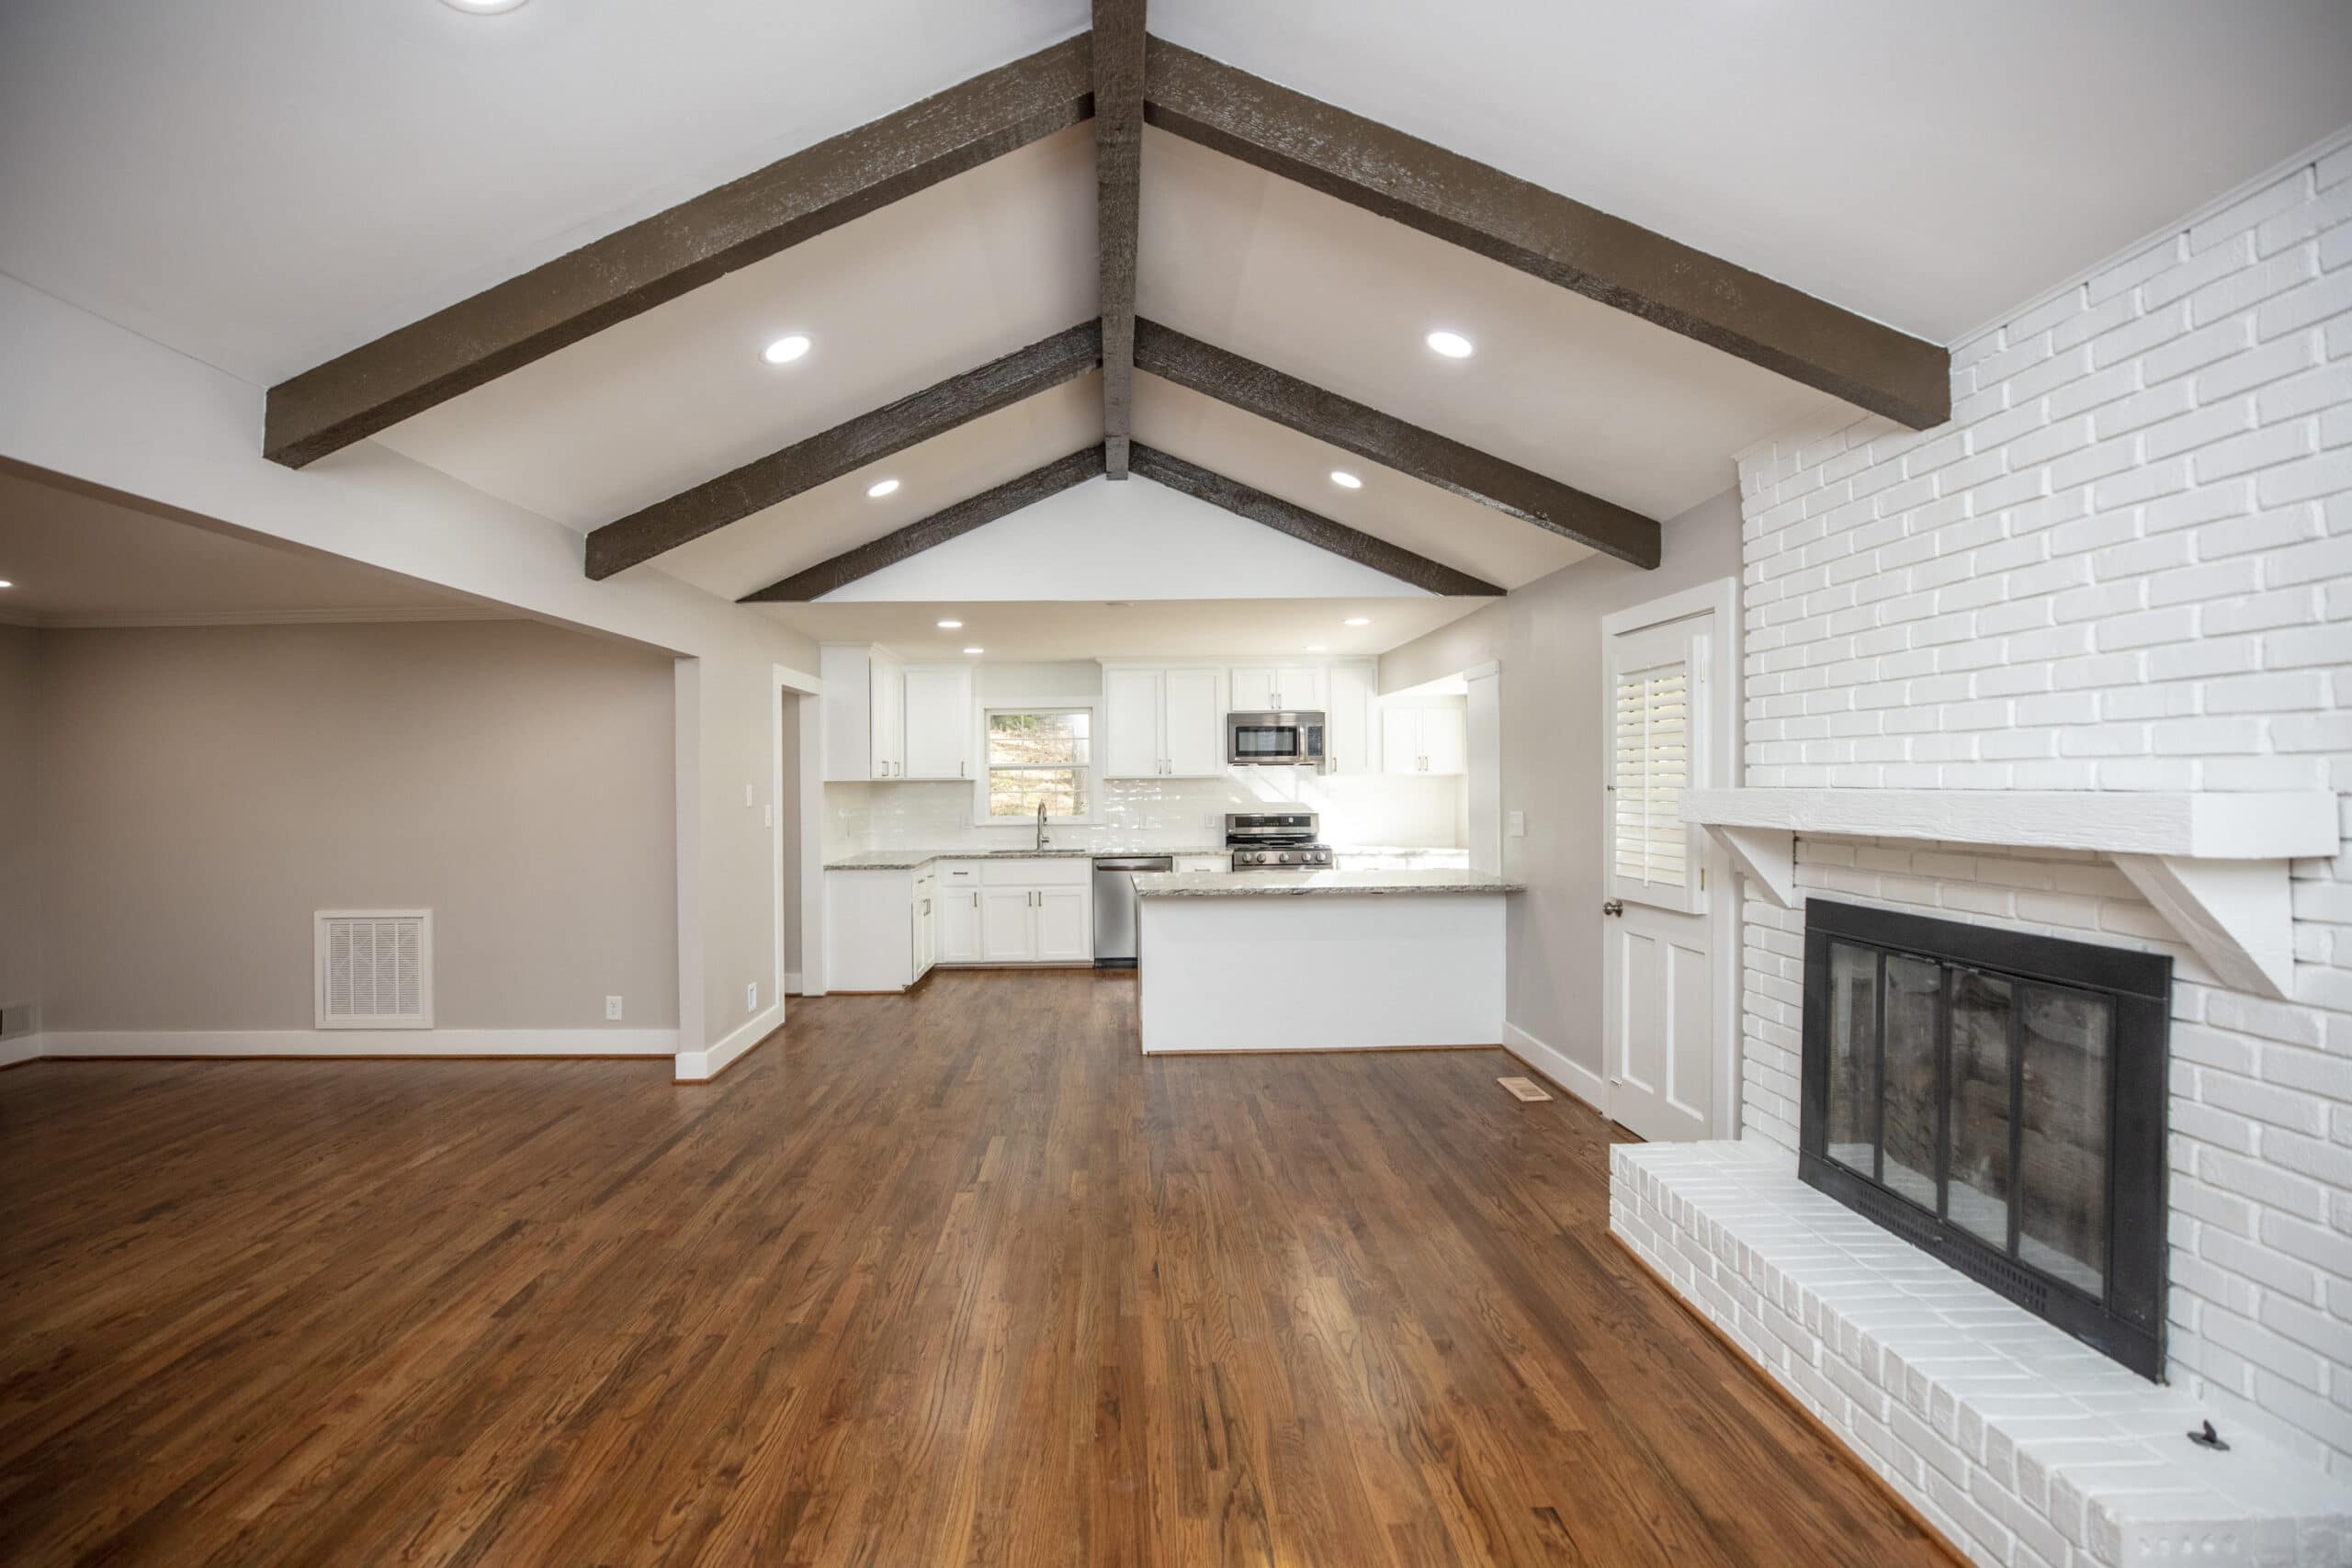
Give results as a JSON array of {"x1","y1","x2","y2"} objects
[{"x1": 1800, "y1": 900, "x2": 2170, "y2": 1379}]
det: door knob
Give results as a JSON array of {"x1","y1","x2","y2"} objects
[{"x1": 1602, "y1": 899, "x2": 1623, "y2": 917}]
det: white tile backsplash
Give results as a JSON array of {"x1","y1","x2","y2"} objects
[{"x1": 825, "y1": 770, "x2": 1465, "y2": 859}]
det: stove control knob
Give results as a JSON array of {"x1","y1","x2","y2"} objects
[{"x1": 1278, "y1": 851, "x2": 1295, "y2": 863}]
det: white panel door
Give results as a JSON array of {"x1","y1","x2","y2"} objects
[
  {"x1": 1103, "y1": 668, "x2": 1164, "y2": 779},
  {"x1": 1228, "y1": 668, "x2": 1278, "y2": 711},
  {"x1": 901, "y1": 667, "x2": 973, "y2": 780},
  {"x1": 1161, "y1": 669, "x2": 1224, "y2": 776},
  {"x1": 938, "y1": 886, "x2": 982, "y2": 964},
  {"x1": 1600, "y1": 609, "x2": 1715, "y2": 1141},
  {"x1": 980, "y1": 889, "x2": 1038, "y2": 962},
  {"x1": 1419, "y1": 706, "x2": 1468, "y2": 774},
  {"x1": 1035, "y1": 886, "x2": 1091, "y2": 961},
  {"x1": 1325, "y1": 662, "x2": 1377, "y2": 773}
]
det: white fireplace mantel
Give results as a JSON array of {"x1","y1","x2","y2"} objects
[{"x1": 1682, "y1": 788, "x2": 2341, "y2": 1000}]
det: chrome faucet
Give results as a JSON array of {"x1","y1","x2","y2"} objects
[{"x1": 1035, "y1": 800, "x2": 1050, "y2": 851}]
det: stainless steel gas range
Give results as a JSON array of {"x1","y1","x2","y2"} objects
[{"x1": 1225, "y1": 810, "x2": 1334, "y2": 871}]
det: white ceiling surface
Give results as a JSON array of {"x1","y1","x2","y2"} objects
[
  {"x1": 4, "y1": 0, "x2": 2346, "y2": 396},
  {"x1": 1139, "y1": 130, "x2": 1828, "y2": 522},
  {"x1": 374, "y1": 126, "x2": 1100, "y2": 530},
  {"x1": 1155, "y1": 1, "x2": 2352, "y2": 343},
  {"x1": 822, "y1": 473, "x2": 1430, "y2": 603},
  {"x1": 0, "y1": 0, "x2": 1090, "y2": 385},
  {"x1": 0, "y1": 470, "x2": 490, "y2": 625},
  {"x1": 1133, "y1": 376, "x2": 1594, "y2": 591},
  {"x1": 653, "y1": 377, "x2": 1106, "y2": 603},
  {"x1": 756, "y1": 598, "x2": 1476, "y2": 664}
]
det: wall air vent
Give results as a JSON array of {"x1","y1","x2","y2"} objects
[
  {"x1": 314, "y1": 910, "x2": 434, "y2": 1029},
  {"x1": 0, "y1": 1001, "x2": 37, "y2": 1041}
]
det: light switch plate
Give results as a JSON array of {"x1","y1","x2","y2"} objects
[
  {"x1": 745, "y1": 982, "x2": 758, "y2": 1013},
  {"x1": 1508, "y1": 810, "x2": 1526, "y2": 837}
]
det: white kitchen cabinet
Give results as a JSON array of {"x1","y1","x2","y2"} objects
[
  {"x1": 820, "y1": 645, "x2": 908, "y2": 781},
  {"x1": 979, "y1": 887, "x2": 1036, "y2": 961},
  {"x1": 1035, "y1": 886, "x2": 1091, "y2": 961},
  {"x1": 1173, "y1": 853, "x2": 1231, "y2": 874},
  {"x1": 901, "y1": 665, "x2": 974, "y2": 781},
  {"x1": 1229, "y1": 665, "x2": 1323, "y2": 713},
  {"x1": 1384, "y1": 704, "x2": 1468, "y2": 775},
  {"x1": 825, "y1": 867, "x2": 917, "y2": 990},
  {"x1": 936, "y1": 865, "x2": 983, "y2": 963},
  {"x1": 911, "y1": 869, "x2": 937, "y2": 979},
  {"x1": 1102, "y1": 665, "x2": 1225, "y2": 778},
  {"x1": 1324, "y1": 660, "x2": 1380, "y2": 774}
]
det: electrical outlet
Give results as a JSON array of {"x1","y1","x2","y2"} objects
[
  {"x1": 1508, "y1": 810, "x2": 1526, "y2": 838},
  {"x1": 605, "y1": 995, "x2": 624, "y2": 1021},
  {"x1": 745, "y1": 982, "x2": 758, "y2": 1013}
]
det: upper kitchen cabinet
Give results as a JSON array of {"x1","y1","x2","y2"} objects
[
  {"x1": 1228, "y1": 666, "x2": 1323, "y2": 714},
  {"x1": 901, "y1": 665, "x2": 975, "y2": 781},
  {"x1": 1102, "y1": 665, "x2": 1224, "y2": 779},
  {"x1": 1382, "y1": 701, "x2": 1468, "y2": 776},
  {"x1": 821, "y1": 644, "x2": 907, "y2": 782},
  {"x1": 1323, "y1": 660, "x2": 1381, "y2": 774}
]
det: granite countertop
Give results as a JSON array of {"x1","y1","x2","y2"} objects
[
  {"x1": 825, "y1": 846, "x2": 1230, "y2": 872},
  {"x1": 1133, "y1": 869, "x2": 1524, "y2": 897}
]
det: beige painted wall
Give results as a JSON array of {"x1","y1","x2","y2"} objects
[
  {"x1": 35, "y1": 619, "x2": 678, "y2": 1032},
  {"x1": 1381, "y1": 485, "x2": 1744, "y2": 1075},
  {"x1": 0, "y1": 625, "x2": 38, "y2": 1014}
]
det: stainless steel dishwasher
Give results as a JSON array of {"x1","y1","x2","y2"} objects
[{"x1": 1091, "y1": 855, "x2": 1172, "y2": 967}]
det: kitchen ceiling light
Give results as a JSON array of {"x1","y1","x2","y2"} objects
[
  {"x1": 1425, "y1": 329, "x2": 1475, "y2": 359},
  {"x1": 1343, "y1": 616, "x2": 1370, "y2": 626},
  {"x1": 761, "y1": 333, "x2": 811, "y2": 365},
  {"x1": 1306, "y1": 645, "x2": 1328, "y2": 653},
  {"x1": 963, "y1": 647, "x2": 984, "y2": 656},
  {"x1": 936, "y1": 619, "x2": 962, "y2": 629},
  {"x1": 439, "y1": 0, "x2": 531, "y2": 12},
  {"x1": 0, "y1": 581, "x2": 12, "y2": 589},
  {"x1": 866, "y1": 479, "x2": 900, "y2": 498},
  {"x1": 1329, "y1": 469, "x2": 1363, "y2": 490}
]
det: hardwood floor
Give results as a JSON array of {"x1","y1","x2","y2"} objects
[{"x1": 0, "y1": 970, "x2": 1952, "y2": 1566}]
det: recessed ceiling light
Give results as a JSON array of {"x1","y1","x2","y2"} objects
[
  {"x1": 866, "y1": 479, "x2": 900, "y2": 498},
  {"x1": 1306, "y1": 645, "x2": 1328, "y2": 653},
  {"x1": 1343, "y1": 616, "x2": 1370, "y2": 626},
  {"x1": 440, "y1": 0, "x2": 530, "y2": 12},
  {"x1": 936, "y1": 619, "x2": 962, "y2": 629},
  {"x1": 1425, "y1": 329, "x2": 1475, "y2": 359},
  {"x1": 1329, "y1": 469, "x2": 1363, "y2": 490},
  {"x1": 761, "y1": 333, "x2": 810, "y2": 365},
  {"x1": 0, "y1": 580, "x2": 12, "y2": 589},
  {"x1": 963, "y1": 647, "x2": 984, "y2": 656}
]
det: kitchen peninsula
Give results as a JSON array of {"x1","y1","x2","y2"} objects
[{"x1": 1132, "y1": 868, "x2": 1523, "y2": 1054}]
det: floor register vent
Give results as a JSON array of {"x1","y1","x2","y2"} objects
[{"x1": 314, "y1": 910, "x2": 434, "y2": 1030}]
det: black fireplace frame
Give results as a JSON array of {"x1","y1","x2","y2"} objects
[{"x1": 1799, "y1": 899, "x2": 2171, "y2": 1381}]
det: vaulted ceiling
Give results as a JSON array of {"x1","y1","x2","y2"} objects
[{"x1": 3, "y1": 0, "x2": 2346, "y2": 657}]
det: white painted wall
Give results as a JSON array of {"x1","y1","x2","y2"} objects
[
  {"x1": 1733, "y1": 135, "x2": 2352, "y2": 1479},
  {"x1": 1380, "y1": 485, "x2": 1746, "y2": 1080},
  {"x1": 0, "y1": 273, "x2": 821, "y2": 1067}
]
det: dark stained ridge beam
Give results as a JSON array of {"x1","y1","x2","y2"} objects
[
  {"x1": 585, "y1": 321, "x2": 1102, "y2": 580},
  {"x1": 1141, "y1": 38, "x2": 1950, "y2": 431},
  {"x1": 1093, "y1": 0, "x2": 1147, "y2": 478},
  {"x1": 1133, "y1": 319, "x2": 1660, "y2": 568},
  {"x1": 741, "y1": 446, "x2": 1108, "y2": 602},
  {"x1": 1128, "y1": 445, "x2": 1502, "y2": 596},
  {"x1": 265, "y1": 36, "x2": 1098, "y2": 468}
]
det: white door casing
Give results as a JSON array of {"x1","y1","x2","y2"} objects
[{"x1": 1599, "y1": 579, "x2": 1740, "y2": 1142}]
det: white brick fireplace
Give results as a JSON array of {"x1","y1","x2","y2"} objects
[{"x1": 1611, "y1": 131, "x2": 2352, "y2": 1566}]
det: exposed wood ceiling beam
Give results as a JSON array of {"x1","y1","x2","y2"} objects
[
  {"x1": 585, "y1": 321, "x2": 1102, "y2": 580},
  {"x1": 1093, "y1": 0, "x2": 1147, "y2": 479},
  {"x1": 264, "y1": 37, "x2": 1097, "y2": 468},
  {"x1": 1141, "y1": 38, "x2": 1951, "y2": 431},
  {"x1": 1133, "y1": 319, "x2": 1659, "y2": 568},
  {"x1": 1128, "y1": 446, "x2": 1502, "y2": 596},
  {"x1": 740, "y1": 447, "x2": 1107, "y2": 602}
]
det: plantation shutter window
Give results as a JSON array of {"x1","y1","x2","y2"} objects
[{"x1": 1606, "y1": 617, "x2": 1707, "y2": 915}]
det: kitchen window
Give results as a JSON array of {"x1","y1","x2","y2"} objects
[{"x1": 984, "y1": 708, "x2": 1092, "y2": 820}]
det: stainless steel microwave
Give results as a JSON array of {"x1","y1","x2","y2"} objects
[{"x1": 1226, "y1": 710, "x2": 1327, "y2": 768}]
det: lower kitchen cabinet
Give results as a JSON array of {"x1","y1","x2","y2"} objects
[
  {"x1": 827, "y1": 859, "x2": 1091, "y2": 989},
  {"x1": 978, "y1": 859, "x2": 1092, "y2": 963}
]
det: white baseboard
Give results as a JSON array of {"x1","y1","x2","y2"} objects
[
  {"x1": 673, "y1": 1001, "x2": 781, "y2": 1082},
  {"x1": 0, "y1": 1032, "x2": 43, "y2": 1069},
  {"x1": 784, "y1": 969, "x2": 805, "y2": 996},
  {"x1": 29, "y1": 1027, "x2": 679, "y2": 1060},
  {"x1": 1503, "y1": 1021, "x2": 1608, "y2": 1112}
]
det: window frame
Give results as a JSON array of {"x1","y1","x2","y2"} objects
[{"x1": 974, "y1": 702, "x2": 1102, "y2": 828}]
